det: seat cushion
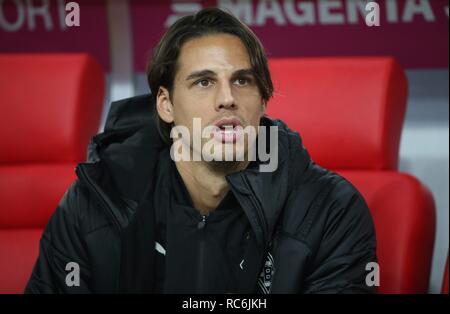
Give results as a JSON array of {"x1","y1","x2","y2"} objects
[
  {"x1": 0, "y1": 164, "x2": 77, "y2": 228},
  {"x1": 0, "y1": 229, "x2": 43, "y2": 294}
]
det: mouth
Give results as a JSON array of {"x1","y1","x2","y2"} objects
[{"x1": 212, "y1": 117, "x2": 243, "y2": 143}]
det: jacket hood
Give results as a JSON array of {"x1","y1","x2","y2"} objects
[
  {"x1": 80, "y1": 94, "x2": 312, "y2": 243},
  {"x1": 86, "y1": 94, "x2": 165, "y2": 203}
]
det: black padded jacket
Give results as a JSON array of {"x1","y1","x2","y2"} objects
[{"x1": 25, "y1": 94, "x2": 377, "y2": 294}]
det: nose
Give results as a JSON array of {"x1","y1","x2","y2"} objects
[{"x1": 214, "y1": 81, "x2": 236, "y2": 111}]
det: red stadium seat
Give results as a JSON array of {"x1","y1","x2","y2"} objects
[
  {"x1": 0, "y1": 53, "x2": 104, "y2": 293},
  {"x1": 268, "y1": 57, "x2": 436, "y2": 293}
]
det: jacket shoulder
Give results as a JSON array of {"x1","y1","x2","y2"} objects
[
  {"x1": 282, "y1": 162, "x2": 374, "y2": 246},
  {"x1": 57, "y1": 179, "x2": 113, "y2": 235},
  {"x1": 104, "y1": 94, "x2": 154, "y2": 132}
]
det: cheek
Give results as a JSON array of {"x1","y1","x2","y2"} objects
[
  {"x1": 243, "y1": 98, "x2": 265, "y2": 122},
  {"x1": 172, "y1": 103, "x2": 211, "y2": 130},
  {"x1": 172, "y1": 92, "x2": 197, "y2": 123},
  {"x1": 175, "y1": 93, "x2": 217, "y2": 121},
  {"x1": 236, "y1": 89, "x2": 264, "y2": 112}
]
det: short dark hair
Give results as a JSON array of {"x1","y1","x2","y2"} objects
[{"x1": 147, "y1": 7, "x2": 273, "y2": 144}]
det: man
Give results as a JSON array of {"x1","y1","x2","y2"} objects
[{"x1": 26, "y1": 8, "x2": 377, "y2": 294}]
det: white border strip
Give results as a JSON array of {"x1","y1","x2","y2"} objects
[{"x1": 106, "y1": 0, "x2": 134, "y2": 102}]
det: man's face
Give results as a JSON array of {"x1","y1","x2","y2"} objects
[{"x1": 157, "y1": 33, "x2": 265, "y2": 162}]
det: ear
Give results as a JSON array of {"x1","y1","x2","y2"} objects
[{"x1": 156, "y1": 86, "x2": 174, "y2": 124}]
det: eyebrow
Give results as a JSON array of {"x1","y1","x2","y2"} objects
[
  {"x1": 185, "y1": 68, "x2": 255, "y2": 81},
  {"x1": 232, "y1": 68, "x2": 255, "y2": 79},
  {"x1": 185, "y1": 69, "x2": 216, "y2": 81}
]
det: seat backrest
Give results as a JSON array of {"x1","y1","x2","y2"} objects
[
  {"x1": 267, "y1": 57, "x2": 407, "y2": 171},
  {"x1": 267, "y1": 57, "x2": 435, "y2": 293},
  {"x1": 0, "y1": 53, "x2": 104, "y2": 293}
]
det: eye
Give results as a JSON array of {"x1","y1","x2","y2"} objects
[
  {"x1": 234, "y1": 78, "x2": 249, "y2": 86},
  {"x1": 195, "y1": 79, "x2": 213, "y2": 88}
]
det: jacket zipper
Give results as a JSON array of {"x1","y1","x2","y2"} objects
[
  {"x1": 239, "y1": 174, "x2": 275, "y2": 292},
  {"x1": 241, "y1": 173, "x2": 268, "y2": 243},
  {"x1": 196, "y1": 215, "x2": 207, "y2": 293}
]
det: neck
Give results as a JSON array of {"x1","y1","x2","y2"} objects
[{"x1": 175, "y1": 159, "x2": 249, "y2": 216}]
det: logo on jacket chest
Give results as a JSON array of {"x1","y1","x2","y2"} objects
[{"x1": 257, "y1": 252, "x2": 275, "y2": 294}]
